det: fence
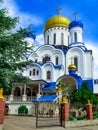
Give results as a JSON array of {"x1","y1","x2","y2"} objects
[{"x1": 35, "y1": 102, "x2": 61, "y2": 127}]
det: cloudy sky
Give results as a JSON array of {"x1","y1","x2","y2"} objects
[{"x1": 1, "y1": 0, "x2": 98, "y2": 78}]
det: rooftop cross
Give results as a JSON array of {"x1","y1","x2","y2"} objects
[
  {"x1": 73, "y1": 12, "x2": 78, "y2": 20},
  {"x1": 57, "y1": 7, "x2": 62, "y2": 15}
]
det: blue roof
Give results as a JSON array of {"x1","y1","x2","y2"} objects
[
  {"x1": 33, "y1": 62, "x2": 63, "y2": 70},
  {"x1": 69, "y1": 20, "x2": 83, "y2": 30},
  {"x1": 32, "y1": 94, "x2": 58, "y2": 102},
  {"x1": 69, "y1": 71, "x2": 83, "y2": 89},
  {"x1": 42, "y1": 82, "x2": 56, "y2": 91}
]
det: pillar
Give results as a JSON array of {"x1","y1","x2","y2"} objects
[
  {"x1": 60, "y1": 96, "x2": 69, "y2": 127},
  {"x1": 86, "y1": 102, "x2": 93, "y2": 120},
  {"x1": 0, "y1": 88, "x2": 5, "y2": 130},
  {"x1": 9, "y1": 87, "x2": 14, "y2": 101},
  {"x1": 61, "y1": 103, "x2": 69, "y2": 122},
  {"x1": 37, "y1": 83, "x2": 41, "y2": 98},
  {"x1": 22, "y1": 84, "x2": 27, "y2": 101}
]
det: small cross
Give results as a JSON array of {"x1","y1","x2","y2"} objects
[
  {"x1": 57, "y1": 7, "x2": 62, "y2": 15},
  {"x1": 73, "y1": 12, "x2": 78, "y2": 20}
]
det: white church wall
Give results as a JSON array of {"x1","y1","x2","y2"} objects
[
  {"x1": 44, "y1": 27, "x2": 69, "y2": 46},
  {"x1": 22, "y1": 65, "x2": 42, "y2": 80},
  {"x1": 94, "y1": 84, "x2": 98, "y2": 94},
  {"x1": 69, "y1": 27, "x2": 83, "y2": 44},
  {"x1": 66, "y1": 47, "x2": 84, "y2": 77},
  {"x1": 83, "y1": 52, "x2": 93, "y2": 79},
  {"x1": 54, "y1": 50, "x2": 65, "y2": 65},
  {"x1": 43, "y1": 64, "x2": 53, "y2": 82},
  {"x1": 8, "y1": 103, "x2": 33, "y2": 115}
]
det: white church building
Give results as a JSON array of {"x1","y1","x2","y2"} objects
[{"x1": 6, "y1": 10, "x2": 98, "y2": 115}]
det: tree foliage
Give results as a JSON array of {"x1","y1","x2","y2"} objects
[
  {"x1": 70, "y1": 82, "x2": 98, "y2": 107},
  {"x1": 0, "y1": 1, "x2": 34, "y2": 92}
]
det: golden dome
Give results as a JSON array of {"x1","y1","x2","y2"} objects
[
  {"x1": 68, "y1": 64, "x2": 76, "y2": 71},
  {"x1": 44, "y1": 15, "x2": 70, "y2": 32}
]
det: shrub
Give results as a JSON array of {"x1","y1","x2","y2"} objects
[
  {"x1": 77, "y1": 116, "x2": 86, "y2": 120},
  {"x1": 18, "y1": 105, "x2": 28, "y2": 114},
  {"x1": 69, "y1": 115, "x2": 75, "y2": 121},
  {"x1": 93, "y1": 112, "x2": 98, "y2": 119}
]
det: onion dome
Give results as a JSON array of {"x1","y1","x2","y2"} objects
[
  {"x1": 68, "y1": 64, "x2": 76, "y2": 71},
  {"x1": 44, "y1": 15, "x2": 70, "y2": 32},
  {"x1": 24, "y1": 33, "x2": 36, "y2": 40},
  {"x1": 69, "y1": 20, "x2": 83, "y2": 30}
]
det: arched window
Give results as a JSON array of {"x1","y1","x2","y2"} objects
[
  {"x1": 61, "y1": 33, "x2": 64, "y2": 45},
  {"x1": 55, "y1": 56, "x2": 59, "y2": 65},
  {"x1": 74, "y1": 32, "x2": 77, "y2": 42},
  {"x1": 47, "y1": 71, "x2": 51, "y2": 80},
  {"x1": 33, "y1": 69, "x2": 36, "y2": 76},
  {"x1": 29, "y1": 71, "x2": 32, "y2": 76},
  {"x1": 35, "y1": 59, "x2": 38, "y2": 62},
  {"x1": 43, "y1": 55, "x2": 50, "y2": 62},
  {"x1": 47, "y1": 35, "x2": 49, "y2": 44},
  {"x1": 53, "y1": 33, "x2": 56, "y2": 44},
  {"x1": 74, "y1": 57, "x2": 78, "y2": 70},
  {"x1": 36, "y1": 70, "x2": 39, "y2": 75}
]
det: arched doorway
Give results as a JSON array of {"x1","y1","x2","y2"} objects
[
  {"x1": 26, "y1": 88, "x2": 31, "y2": 96},
  {"x1": 14, "y1": 87, "x2": 21, "y2": 96},
  {"x1": 56, "y1": 75, "x2": 77, "y2": 101}
]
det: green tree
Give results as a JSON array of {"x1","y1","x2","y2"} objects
[
  {"x1": 0, "y1": 0, "x2": 34, "y2": 93},
  {"x1": 70, "y1": 82, "x2": 98, "y2": 107}
]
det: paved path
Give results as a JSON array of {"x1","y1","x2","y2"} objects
[{"x1": 4, "y1": 116, "x2": 98, "y2": 130}]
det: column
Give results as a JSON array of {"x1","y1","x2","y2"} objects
[
  {"x1": 86, "y1": 101, "x2": 93, "y2": 120},
  {"x1": 61, "y1": 96, "x2": 69, "y2": 127},
  {"x1": 22, "y1": 84, "x2": 27, "y2": 101},
  {"x1": 0, "y1": 88, "x2": 5, "y2": 130},
  {"x1": 37, "y1": 83, "x2": 41, "y2": 98},
  {"x1": 9, "y1": 87, "x2": 14, "y2": 101},
  {"x1": 61, "y1": 103, "x2": 69, "y2": 121}
]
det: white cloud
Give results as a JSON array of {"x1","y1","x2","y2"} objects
[
  {"x1": 2, "y1": 0, "x2": 18, "y2": 16},
  {"x1": 85, "y1": 42, "x2": 98, "y2": 78},
  {"x1": 2, "y1": 0, "x2": 43, "y2": 29},
  {"x1": 36, "y1": 34, "x2": 44, "y2": 46}
]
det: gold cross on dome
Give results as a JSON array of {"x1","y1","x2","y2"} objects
[
  {"x1": 57, "y1": 7, "x2": 62, "y2": 15},
  {"x1": 73, "y1": 12, "x2": 78, "y2": 20}
]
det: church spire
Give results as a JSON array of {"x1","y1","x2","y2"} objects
[
  {"x1": 57, "y1": 7, "x2": 62, "y2": 15},
  {"x1": 73, "y1": 12, "x2": 78, "y2": 20}
]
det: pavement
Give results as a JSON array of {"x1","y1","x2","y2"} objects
[{"x1": 3, "y1": 116, "x2": 98, "y2": 130}]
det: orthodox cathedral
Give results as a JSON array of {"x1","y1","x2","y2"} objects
[{"x1": 6, "y1": 9, "x2": 98, "y2": 115}]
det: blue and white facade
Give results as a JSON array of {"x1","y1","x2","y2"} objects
[
  {"x1": 6, "y1": 13, "x2": 98, "y2": 115},
  {"x1": 23, "y1": 17, "x2": 94, "y2": 91}
]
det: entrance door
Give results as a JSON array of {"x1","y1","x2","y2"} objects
[{"x1": 35, "y1": 102, "x2": 61, "y2": 127}]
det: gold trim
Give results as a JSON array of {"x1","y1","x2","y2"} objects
[{"x1": 44, "y1": 15, "x2": 70, "y2": 32}]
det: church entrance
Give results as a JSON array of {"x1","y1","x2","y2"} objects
[{"x1": 56, "y1": 75, "x2": 77, "y2": 101}]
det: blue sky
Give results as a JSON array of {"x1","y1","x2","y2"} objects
[{"x1": 2, "y1": 0, "x2": 98, "y2": 78}]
